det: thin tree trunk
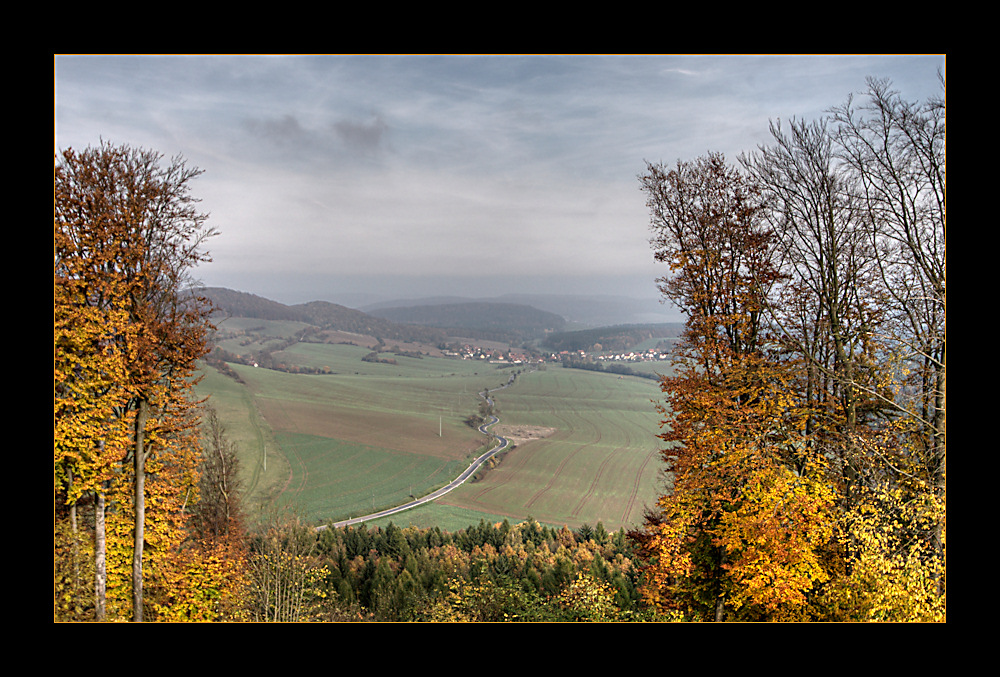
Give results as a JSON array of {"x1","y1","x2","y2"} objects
[
  {"x1": 68, "y1": 470, "x2": 80, "y2": 614},
  {"x1": 95, "y1": 487, "x2": 106, "y2": 621},
  {"x1": 133, "y1": 398, "x2": 149, "y2": 622},
  {"x1": 934, "y1": 341, "x2": 946, "y2": 597}
]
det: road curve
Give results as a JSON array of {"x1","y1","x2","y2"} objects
[{"x1": 320, "y1": 374, "x2": 518, "y2": 530}]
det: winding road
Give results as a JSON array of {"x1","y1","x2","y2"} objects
[{"x1": 322, "y1": 373, "x2": 519, "y2": 529}]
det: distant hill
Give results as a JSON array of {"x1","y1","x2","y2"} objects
[
  {"x1": 368, "y1": 302, "x2": 566, "y2": 343},
  {"x1": 200, "y1": 287, "x2": 306, "y2": 322},
  {"x1": 201, "y1": 287, "x2": 680, "y2": 347},
  {"x1": 201, "y1": 288, "x2": 447, "y2": 344},
  {"x1": 494, "y1": 293, "x2": 679, "y2": 327},
  {"x1": 361, "y1": 293, "x2": 680, "y2": 328}
]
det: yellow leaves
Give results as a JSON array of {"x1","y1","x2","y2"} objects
[
  {"x1": 641, "y1": 357, "x2": 841, "y2": 620},
  {"x1": 651, "y1": 517, "x2": 697, "y2": 578},
  {"x1": 716, "y1": 464, "x2": 835, "y2": 613},
  {"x1": 55, "y1": 143, "x2": 221, "y2": 622},
  {"x1": 640, "y1": 142, "x2": 945, "y2": 621},
  {"x1": 556, "y1": 573, "x2": 621, "y2": 622},
  {"x1": 54, "y1": 279, "x2": 133, "y2": 504},
  {"x1": 432, "y1": 576, "x2": 524, "y2": 622},
  {"x1": 53, "y1": 518, "x2": 98, "y2": 621},
  {"x1": 816, "y1": 481, "x2": 945, "y2": 622},
  {"x1": 152, "y1": 540, "x2": 249, "y2": 622}
]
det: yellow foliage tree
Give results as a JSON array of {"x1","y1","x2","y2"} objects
[
  {"x1": 634, "y1": 153, "x2": 840, "y2": 621},
  {"x1": 637, "y1": 349, "x2": 838, "y2": 621},
  {"x1": 556, "y1": 572, "x2": 621, "y2": 622},
  {"x1": 55, "y1": 142, "x2": 232, "y2": 622}
]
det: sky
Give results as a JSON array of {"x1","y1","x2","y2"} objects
[{"x1": 54, "y1": 54, "x2": 945, "y2": 313}]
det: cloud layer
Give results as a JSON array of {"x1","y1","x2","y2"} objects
[{"x1": 54, "y1": 54, "x2": 945, "y2": 308}]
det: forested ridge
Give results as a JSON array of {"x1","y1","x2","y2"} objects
[
  {"x1": 55, "y1": 75, "x2": 944, "y2": 622},
  {"x1": 368, "y1": 301, "x2": 566, "y2": 343}
]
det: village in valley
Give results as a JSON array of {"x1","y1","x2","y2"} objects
[{"x1": 443, "y1": 343, "x2": 673, "y2": 368}]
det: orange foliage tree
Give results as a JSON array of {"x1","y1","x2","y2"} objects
[
  {"x1": 54, "y1": 228, "x2": 132, "y2": 620},
  {"x1": 54, "y1": 142, "x2": 234, "y2": 621},
  {"x1": 633, "y1": 77, "x2": 945, "y2": 622},
  {"x1": 633, "y1": 154, "x2": 841, "y2": 621}
]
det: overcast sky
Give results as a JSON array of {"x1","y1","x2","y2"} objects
[{"x1": 54, "y1": 54, "x2": 945, "y2": 309}]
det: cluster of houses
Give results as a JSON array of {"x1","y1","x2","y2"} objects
[
  {"x1": 592, "y1": 348, "x2": 672, "y2": 364},
  {"x1": 442, "y1": 344, "x2": 671, "y2": 366},
  {"x1": 442, "y1": 344, "x2": 539, "y2": 364}
]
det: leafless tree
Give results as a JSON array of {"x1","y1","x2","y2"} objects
[{"x1": 829, "y1": 76, "x2": 946, "y2": 563}]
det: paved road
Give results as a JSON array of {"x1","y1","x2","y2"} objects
[{"x1": 322, "y1": 375, "x2": 517, "y2": 530}]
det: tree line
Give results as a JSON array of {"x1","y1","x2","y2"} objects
[
  {"x1": 628, "y1": 77, "x2": 945, "y2": 621},
  {"x1": 559, "y1": 357, "x2": 660, "y2": 380},
  {"x1": 543, "y1": 323, "x2": 683, "y2": 353},
  {"x1": 259, "y1": 516, "x2": 666, "y2": 622}
]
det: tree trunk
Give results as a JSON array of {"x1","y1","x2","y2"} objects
[
  {"x1": 68, "y1": 471, "x2": 80, "y2": 614},
  {"x1": 95, "y1": 487, "x2": 106, "y2": 621},
  {"x1": 132, "y1": 398, "x2": 149, "y2": 622},
  {"x1": 934, "y1": 339, "x2": 946, "y2": 596}
]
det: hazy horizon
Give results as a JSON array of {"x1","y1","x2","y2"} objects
[
  {"x1": 54, "y1": 54, "x2": 945, "y2": 315},
  {"x1": 202, "y1": 271, "x2": 676, "y2": 309}
]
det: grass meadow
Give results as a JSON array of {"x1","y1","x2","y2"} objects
[
  {"x1": 197, "y1": 338, "x2": 671, "y2": 533},
  {"x1": 438, "y1": 366, "x2": 668, "y2": 532}
]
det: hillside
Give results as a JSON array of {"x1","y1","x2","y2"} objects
[
  {"x1": 201, "y1": 287, "x2": 448, "y2": 345},
  {"x1": 202, "y1": 287, "x2": 571, "y2": 345},
  {"x1": 293, "y1": 300, "x2": 447, "y2": 344},
  {"x1": 361, "y1": 293, "x2": 681, "y2": 327},
  {"x1": 201, "y1": 287, "x2": 681, "y2": 351},
  {"x1": 201, "y1": 287, "x2": 307, "y2": 322}
]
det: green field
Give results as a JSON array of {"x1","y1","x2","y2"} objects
[
  {"x1": 439, "y1": 367, "x2": 666, "y2": 531},
  {"x1": 196, "y1": 338, "x2": 670, "y2": 533}
]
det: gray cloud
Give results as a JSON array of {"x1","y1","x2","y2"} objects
[
  {"x1": 54, "y1": 54, "x2": 946, "y2": 309},
  {"x1": 333, "y1": 115, "x2": 388, "y2": 152},
  {"x1": 245, "y1": 114, "x2": 309, "y2": 144}
]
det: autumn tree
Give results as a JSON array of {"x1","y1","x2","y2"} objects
[
  {"x1": 555, "y1": 572, "x2": 622, "y2": 621},
  {"x1": 743, "y1": 79, "x2": 945, "y2": 618},
  {"x1": 141, "y1": 406, "x2": 249, "y2": 622},
  {"x1": 54, "y1": 231, "x2": 132, "y2": 619},
  {"x1": 54, "y1": 142, "x2": 216, "y2": 621},
  {"x1": 245, "y1": 511, "x2": 329, "y2": 622},
  {"x1": 193, "y1": 407, "x2": 245, "y2": 543},
  {"x1": 634, "y1": 78, "x2": 945, "y2": 622},
  {"x1": 633, "y1": 154, "x2": 836, "y2": 620},
  {"x1": 742, "y1": 116, "x2": 891, "y2": 503}
]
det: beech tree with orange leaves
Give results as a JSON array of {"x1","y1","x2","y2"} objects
[
  {"x1": 55, "y1": 142, "x2": 222, "y2": 621},
  {"x1": 633, "y1": 154, "x2": 837, "y2": 620}
]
